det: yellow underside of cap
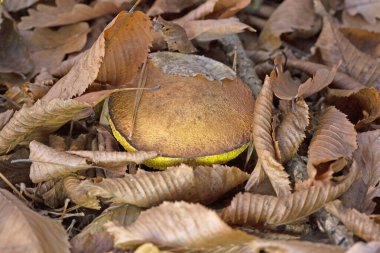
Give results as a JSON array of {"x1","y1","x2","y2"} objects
[{"x1": 109, "y1": 117, "x2": 249, "y2": 169}]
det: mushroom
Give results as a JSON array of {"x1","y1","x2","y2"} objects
[{"x1": 108, "y1": 52, "x2": 255, "y2": 168}]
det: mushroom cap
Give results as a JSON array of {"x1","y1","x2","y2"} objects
[{"x1": 108, "y1": 52, "x2": 255, "y2": 167}]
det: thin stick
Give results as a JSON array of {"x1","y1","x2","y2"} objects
[
  {"x1": 0, "y1": 172, "x2": 31, "y2": 206},
  {"x1": 129, "y1": 0, "x2": 142, "y2": 13}
]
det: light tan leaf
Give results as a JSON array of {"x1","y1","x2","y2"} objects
[
  {"x1": 3, "y1": 0, "x2": 38, "y2": 12},
  {"x1": 64, "y1": 176, "x2": 100, "y2": 209},
  {"x1": 208, "y1": 0, "x2": 251, "y2": 19},
  {"x1": 0, "y1": 109, "x2": 13, "y2": 130},
  {"x1": 42, "y1": 11, "x2": 153, "y2": 101},
  {"x1": 345, "y1": 0, "x2": 380, "y2": 25},
  {"x1": 21, "y1": 22, "x2": 90, "y2": 75},
  {"x1": 325, "y1": 200, "x2": 380, "y2": 241},
  {"x1": 307, "y1": 107, "x2": 357, "y2": 179},
  {"x1": 258, "y1": 0, "x2": 318, "y2": 50},
  {"x1": 18, "y1": 0, "x2": 131, "y2": 29},
  {"x1": 79, "y1": 164, "x2": 248, "y2": 208},
  {"x1": 221, "y1": 164, "x2": 358, "y2": 226},
  {"x1": 275, "y1": 99, "x2": 309, "y2": 163},
  {"x1": 342, "y1": 10, "x2": 380, "y2": 33},
  {"x1": 174, "y1": 0, "x2": 218, "y2": 25},
  {"x1": 347, "y1": 242, "x2": 380, "y2": 253},
  {"x1": 272, "y1": 55, "x2": 338, "y2": 100},
  {"x1": 0, "y1": 99, "x2": 91, "y2": 155},
  {"x1": 105, "y1": 202, "x2": 254, "y2": 250},
  {"x1": 245, "y1": 160, "x2": 266, "y2": 192},
  {"x1": 147, "y1": 0, "x2": 203, "y2": 16},
  {"x1": 0, "y1": 189, "x2": 69, "y2": 253},
  {"x1": 29, "y1": 140, "x2": 91, "y2": 183},
  {"x1": 253, "y1": 76, "x2": 291, "y2": 196},
  {"x1": 326, "y1": 87, "x2": 380, "y2": 129},
  {"x1": 315, "y1": 11, "x2": 380, "y2": 89},
  {"x1": 287, "y1": 58, "x2": 365, "y2": 90},
  {"x1": 182, "y1": 18, "x2": 255, "y2": 41},
  {"x1": 71, "y1": 204, "x2": 141, "y2": 253}
]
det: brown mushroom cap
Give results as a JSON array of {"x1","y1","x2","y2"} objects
[{"x1": 109, "y1": 52, "x2": 255, "y2": 159}]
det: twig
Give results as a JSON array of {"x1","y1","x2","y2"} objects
[{"x1": 0, "y1": 172, "x2": 31, "y2": 206}]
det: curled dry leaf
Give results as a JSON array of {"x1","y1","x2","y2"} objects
[
  {"x1": 307, "y1": 107, "x2": 357, "y2": 179},
  {"x1": 64, "y1": 176, "x2": 100, "y2": 209},
  {"x1": 105, "y1": 201, "x2": 254, "y2": 250},
  {"x1": 325, "y1": 200, "x2": 380, "y2": 241},
  {"x1": 0, "y1": 99, "x2": 91, "y2": 155},
  {"x1": 221, "y1": 164, "x2": 358, "y2": 226},
  {"x1": 258, "y1": 0, "x2": 318, "y2": 50},
  {"x1": 78, "y1": 164, "x2": 248, "y2": 208},
  {"x1": 43, "y1": 11, "x2": 153, "y2": 101},
  {"x1": 271, "y1": 55, "x2": 338, "y2": 100},
  {"x1": 252, "y1": 76, "x2": 291, "y2": 196},
  {"x1": 315, "y1": 13, "x2": 380, "y2": 89},
  {"x1": 326, "y1": 87, "x2": 380, "y2": 129},
  {"x1": 34, "y1": 179, "x2": 67, "y2": 208},
  {"x1": 18, "y1": 0, "x2": 130, "y2": 29},
  {"x1": 0, "y1": 189, "x2": 69, "y2": 253},
  {"x1": 147, "y1": 0, "x2": 203, "y2": 16},
  {"x1": 209, "y1": 0, "x2": 251, "y2": 19},
  {"x1": 344, "y1": 0, "x2": 380, "y2": 25},
  {"x1": 182, "y1": 18, "x2": 255, "y2": 41}
]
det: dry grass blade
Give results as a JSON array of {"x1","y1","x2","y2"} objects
[
  {"x1": 325, "y1": 200, "x2": 380, "y2": 241},
  {"x1": 0, "y1": 189, "x2": 69, "y2": 253},
  {"x1": 29, "y1": 141, "x2": 91, "y2": 183},
  {"x1": 258, "y1": 0, "x2": 317, "y2": 50},
  {"x1": 221, "y1": 164, "x2": 358, "y2": 226},
  {"x1": 315, "y1": 12, "x2": 380, "y2": 89},
  {"x1": 67, "y1": 150, "x2": 158, "y2": 167},
  {"x1": 43, "y1": 11, "x2": 153, "y2": 100},
  {"x1": 105, "y1": 201, "x2": 254, "y2": 250},
  {"x1": 0, "y1": 99, "x2": 91, "y2": 155},
  {"x1": 276, "y1": 99, "x2": 309, "y2": 163},
  {"x1": 64, "y1": 176, "x2": 100, "y2": 209},
  {"x1": 307, "y1": 107, "x2": 357, "y2": 179},
  {"x1": 79, "y1": 164, "x2": 248, "y2": 208},
  {"x1": 253, "y1": 76, "x2": 291, "y2": 196},
  {"x1": 18, "y1": 0, "x2": 128, "y2": 29}
]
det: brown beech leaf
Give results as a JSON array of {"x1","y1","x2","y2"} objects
[
  {"x1": 275, "y1": 99, "x2": 309, "y2": 163},
  {"x1": 307, "y1": 107, "x2": 357, "y2": 179},
  {"x1": 105, "y1": 201, "x2": 254, "y2": 250},
  {"x1": 344, "y1": 0, "x2": 380, "y2": 25},
  {"x1": 21, "y1": 22, "x2": 90, "y2": 75},
  {"x1": 286, "y1": 58, "x2": 365, "y2": 90},
  {"x1": 79, "y1": 164, "x2": 248, "y2": 208},
  {"x1": 0, "y1": 109, "x2": 14, "y2": 130},
  {"x1": 43, "y1": 11, "x2": 153, "y2": 101},
  {"x1": 0, "y1": 189, "x2": 69, "y2": 253},
  {"x1": 3, "y1": 0, "x2": 38, "y2": 12},
  {"x1": 18, "y1": 0, "x2": 131, "y2": 29},
  {"x1": 315, "y1": 11, "x2": 380, "y2": 89},
  {"x1": 207, "y1": 0, "x2": 251, "y2": 19},
  {"x1": 221, "y1": 164, "x2": 358, "y2": 226},
  {"x1": 64, "y1": 176, "x2": 100, "y2": 209},
  {"x1": 155, "y1": 17, "x2": 197, "y2": 53},
  {"x1": 34, "y1": 179, "x2": 67, "y2": 208},
  {"x1": 0, "y1": 99, "x2": 91, "y2": 155},
  {"x1": 0, "y1": 14, "x2": 32, "y2": 75},
  {"x1": 147, "y1": 0, "x2": 203, "y2": 16},
  {"x1": 342, "y1": 10, "x2": 380, "y2": 33},
  {"x1": 258, "y1": 0, "x2": 317, "y2": 51},
  {"x1": 182, "y1": 18, "x2": 255, "y2": 41},
  {"x1": 174, "y1": 0, "x2": 219, "y2": 25},
  {"x1": 253, "y1": 76, "x2": 291, "y2": 196},
  {"x1": 340, "y1": 27, "x2": 380, "y2": 57},
  {"x1": 326, "y1": 87, "x2": 380, "y2": 129},
  {"x1": 271, "y1": 56, "x2": 338, "y2": 100},
  {"x1": 325, "y1": 200, "x2": 380, "y2": 241},
  {"x1": 71, "y1": 204, "x2": 141, "y2": 253}
]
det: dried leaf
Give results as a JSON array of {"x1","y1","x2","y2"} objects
[
  {"x1": 345, "y1": 0, "x2": 380, "y2": 24},
  {"x1": 21, "y1": 22, "x2": 90, "y2": 75},
  {"x1": 315, "y1": 11, "x2": 380, "y2": 89},
  {"x1": 253, "y1": 76, "x2": 291, "y2": 196},
  {"x1": 0, "y1": 99, "x2": 91, "y2": 155},
  {"x1": 134, "y1": 244, "x2": 170, "y2": 253},
  {"x1": 174, "y1": 0, "x2": 219, "y2": 25},
  {"x1": 271, "y1": 55, "x2": 338, "y2": 100},
  {"x1": 208, "y1": 0, "x2": 251, "y2": 19},
  {"x1": 35, "y1": 179, "x2": 67, "y2": 208},
  {"x1": 79, "y1": 164, "x2": 248, "y2": 208},
  {"x1": 325, "y1": 200, "x2": 380, "y2": 241},
  {"x1": 342, "y1": 10, "x2": 380, "y2": 33},
  {"x1": 64, "y1": 176, "x2": 100, "y2": 209},
  {"x1": 347, "y1": 242, "x2": 380, "y2": 253},
  {"x1": 340, "y1": 27, "x2": 380, "y2": 57},
  {"x1": 258, "y1": 0, "x2": 318, "y2": 50},
  {"x1": 276, "y1": 99, "x2": 309, "y2": 163},
  {"x1": 147, "y1": 0, "x2": 203, "y2": 16},
  {"x1": 18, "y1": 0, "x2": 131, "y2": 29},
  {"x1": 0, "y1": 189, "x2": 69, "y2": 253},
  {"x1": 43, "y1": 11, "x2": 153, "y2": 101},
  {"x1": 3, "y1": 0, "x2": 38, "y2": 12},
  {"x1": 221, "y1": 164, "x2": 358, "y2": 226},
  {"x1": 182, "y1": 18, "x2": 255, "y2": 41},
  {"x1": 105, "y1": 201, "x2": 254, "y2": 250},
  {"x1": 326, "y1": 87, "x2": 380, "y2": 129},
  {"x1": 307, "y1": 107, "x2": 357, "y2": 179},
  {"x1": 0, "y1": 109, "x2": 14, "y2": 130},
  {"x1": 0, "y1": 14, "x2": 32, "y2": 75}
]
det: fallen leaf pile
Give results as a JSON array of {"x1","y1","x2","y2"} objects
[{"x1": 0, "y1": 0, "x2": 380, "y2": 252}]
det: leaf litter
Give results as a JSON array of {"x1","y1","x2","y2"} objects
[{"x1": 0, "y1": 0, "x2": 380, "y2": 252}]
